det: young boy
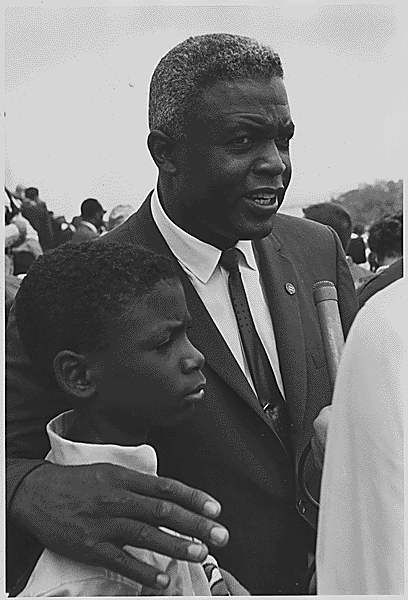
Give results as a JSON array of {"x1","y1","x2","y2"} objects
[{"x1": 15, "y1": 241, "x2": 248, "y2": 596}]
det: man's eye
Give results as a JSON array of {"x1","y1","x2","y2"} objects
[{"x1": 231, "y1": 136, "x2": 252, "y2": 146}]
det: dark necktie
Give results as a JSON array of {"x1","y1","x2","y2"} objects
[{"x1": 220, "y1": 248, "x2": 293, "y2": 455}]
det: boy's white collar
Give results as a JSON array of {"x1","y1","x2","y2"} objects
[{"x1": 46, "y1": 411, "x2": 158, "y2": 476}]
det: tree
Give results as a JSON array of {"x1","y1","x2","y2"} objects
[{"x1": 332, "y1": 180, "x2": 403, "y2": 229}]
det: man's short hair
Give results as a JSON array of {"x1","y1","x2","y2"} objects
[
  {"x1": 368, "y1": 215, "x2": 402, "y2": 264},
  {"x1": 80, "y1": 198, "x2": 105, "y2": 220},
  {"x1": 24, "y1": 187, "x2": 39, "y2": 200},
  {"x1": 149, "y1": 33, "x2": 284, "y2": 140},
  {"x1": 303, "y1": 202, "x2": 352, "y2": 252},
  {"x1": 15, "y1": 242, "x2": 178, "y2": 385}
]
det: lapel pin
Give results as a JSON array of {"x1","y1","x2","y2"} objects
[{"x1": 285, "y1": 282, "x2": 296, "y2": 295}]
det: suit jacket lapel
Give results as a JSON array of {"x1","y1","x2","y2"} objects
[{"x1": 254, "y1": 235, "x2": 308, "y2": 433}]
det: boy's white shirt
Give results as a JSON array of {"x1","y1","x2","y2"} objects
[{"x1": 19, "y1": 411, "x2": 223, "y2": 597}]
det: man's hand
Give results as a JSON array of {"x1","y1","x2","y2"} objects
[
  {"x1": 10, "y1": 462, "x2": 230, "y2": 590},
  {"x1": 311, "y1": 405, "x2": 332, "y2": 469}
]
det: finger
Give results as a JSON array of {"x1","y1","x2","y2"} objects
[
  {"x1": 111, "y1": 518, "x2": 210, "y2": 562},
  {"x1": 105, "y1": 492, "x2": 229, "y2": 549},
  {"x1": 88, "y1": 541, "x2": 170, "y2": 590},
  {"x1": 116, "y1": 469, "x2": 222, "y2": 518}
]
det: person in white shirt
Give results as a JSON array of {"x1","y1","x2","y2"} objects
[
  {"x1": 14, "y1": 241, "x2": 248, "y2": 597},
  {"x1": 316, "y1": 277, "x2": 406, "y2": 594}
]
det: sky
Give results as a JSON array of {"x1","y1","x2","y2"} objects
[{"x1": 4, "y1": 1, "x2": 406, "y2": 221}]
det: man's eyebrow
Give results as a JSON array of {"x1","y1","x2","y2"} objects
[{"x1": 226, "y1": 116, "x2": 296, "y2": 136}]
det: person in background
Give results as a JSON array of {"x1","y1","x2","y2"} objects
[
  {"x1": 347, "y1": 223, "x2": 366, "y2": 264},
  {"x1": 71, "y1": 215, "x2": 82, "y2": 229},
  {"x1": 70, "y1": 198, "x2": 106, "y2": 243},
  {"x1": 107, "y1": 204, "x2": 135, "y2": 231},
  {"x1": 10, "y1": 212, "x2": 43, "y2": 276},
  {"x1": 302, "y1": 202, "x2": 352, "y2": 253},
  {"x1": 17, "y1": 187, "x2": 56, "y2": 251},
  {"x1": 6, "y1": 33, "x2": 358, "y2": 595},
  {"x1": 367, "y1": 214, "x2": 402, "y2": 275},
  {"x1": 316, "y1": 277, "x2": 405, "y2": 594},
  {"x1": 52, "y1": 215, "x2": 76, "y2": 245},
  {"x1": 15, "y1": 242, "x2": 248, "y2": 597},
  {"x1": 367, "y1": 250, "x2": 379, "y2": 272},
  {"x1": 358, "y1": 255, "x2": 403, "y2": 308},
  {"x1": 358, "y1": 212, "x2": 403, "y2": 307},
  {"x1": 302, "y1": 202, "x2": 373, "y2": 290},
  {"x1": 5, "y1": 195, "x2": 26, "y2": 323}
]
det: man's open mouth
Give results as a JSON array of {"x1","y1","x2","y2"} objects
[{"x1": 244, "y1": 192, "x2": 278, "y2": 206}]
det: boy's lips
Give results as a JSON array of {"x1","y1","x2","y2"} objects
[{"x1": 183, "y1": 380, "x2": 207, "y2": 404}]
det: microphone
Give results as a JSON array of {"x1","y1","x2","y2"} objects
[{"x1": 313, "y1": 281, "x2": 345, "y2": 389}]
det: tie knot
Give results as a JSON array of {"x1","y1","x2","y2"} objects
[{"x1": 220, "y1": 248, "x2": 242, "y2": 274}]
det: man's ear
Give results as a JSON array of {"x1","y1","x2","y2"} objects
[
  {"x1": 53, "y1": 350, "x2": 97, "y2": 399},
  {"x1": 147, "y1": 130, "x2": 178, "y2": 175}
]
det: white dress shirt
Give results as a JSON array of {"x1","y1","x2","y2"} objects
[
  {"x1": 316, "y1": 277, "x2": 406, "y2": 595},
  {"x1": 19, "y1": 411, "x2": 226, "y2": 597},
  {"x1": 151, "y1": 190, "x2": 285, "y2": 397}
]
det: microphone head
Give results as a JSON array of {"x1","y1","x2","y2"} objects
[{"x1": 313, "y1": 280, "x2": 338, "y2": 303}]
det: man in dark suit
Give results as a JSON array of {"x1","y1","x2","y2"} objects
[{"x1": 6, "y1": 34, "x2": 358, "y2": 595}]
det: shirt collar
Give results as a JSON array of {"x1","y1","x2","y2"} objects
[
  {"x1": 46, "y1": 411, "x2": 158, "y2": 476},
  {"x1": 80, "y1": 220, "x2": 98, "y2": 234},
  {"x1": 151, "y1": 189, "x2": 257, "y2": 283}
]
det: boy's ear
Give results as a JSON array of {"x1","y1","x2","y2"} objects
[
  {"x1": 147, "y1": 130, "x2": 178, "y2": 175},
  {"x1": 53, "y1": 351, "x2": 97, "y2": 399}
]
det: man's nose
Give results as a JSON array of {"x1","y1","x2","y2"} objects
[
  {"x1": 251, "y1": 140, "x2": 286, "y2": 178},
  {"x1": 182, "y1": 340, "x2": 205, "y2": 373}
]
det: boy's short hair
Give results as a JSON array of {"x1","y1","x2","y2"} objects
[
  {"x1": 149, "y1": 33, "x2": 284, "y2": 140},
  {"x1": 15, "y1": 242, "x2": 179, "y2": 385}
]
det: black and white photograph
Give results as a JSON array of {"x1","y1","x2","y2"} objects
[{"x1": 5, "y1": 1, "x2": 405, "y2": 596}]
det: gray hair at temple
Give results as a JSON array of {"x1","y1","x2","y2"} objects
[{"x1": 149, "y1": 33, "x2": 284, "y2": 140}]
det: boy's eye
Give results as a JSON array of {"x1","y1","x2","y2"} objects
[{"x1": 156, "y1": 338, "x2": 172, "y2": 350}]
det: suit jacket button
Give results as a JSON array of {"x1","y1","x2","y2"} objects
[
  {"x1": 285, "y1": 282, "x2": 296, "y2": 295},
  {"x1": 297, "y1": 499, "x2": 306, "y2": 514}
]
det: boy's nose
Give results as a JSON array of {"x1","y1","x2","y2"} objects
[{"x1": 182, "y1": 341, "x2": 205, "y2": 373}]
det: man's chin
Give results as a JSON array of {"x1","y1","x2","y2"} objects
[{"x1": 236, "y1": 215, "x2": 277, "y2": 241}]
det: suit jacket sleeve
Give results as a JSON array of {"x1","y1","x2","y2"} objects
[{"x1": 298, "y1": 225, "x2": 358, "y2": 528}]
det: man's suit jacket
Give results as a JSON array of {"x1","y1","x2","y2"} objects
[
  {"x1": 6, "y1": 193, "x2": 358, "y2": 594},
  {"x1": 70, "y1": 222, "x2": 99, "y2": 244}
]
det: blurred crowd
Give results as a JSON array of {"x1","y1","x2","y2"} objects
[
  {"x1": 302, "y1": 201, "x2": 403, "y2": 292},
  {"x1": 5, "y1": 184, "x2": 403, "y2": 324},
  {"x1": 5, "y1": 184, "x2": 135, "y2": 322}
]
